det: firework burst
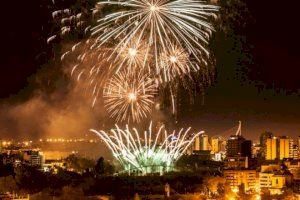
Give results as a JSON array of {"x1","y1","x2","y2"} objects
[
  {"x1": 103, "y1": 71, "x2": 157, "y2": 122},
  {"x1": 91, "y1": 0, "x2": 218, "y2": 78},
  {"x1": 91, "y1": 122, "x2": 204, "y2": 174}
]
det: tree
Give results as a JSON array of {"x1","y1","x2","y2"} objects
[
  {"x1": 14, "y1": 164, "x2": 48, "y2": 193},
  {"x1": 65, "y1": 154, "x2": 95, "y2": 173},
  {"x1": 95, "y1": 157, "x2": 105, "y2": 175},
  {"x1": 94, "y1": 157, "x2": 115, "y2": 176}
]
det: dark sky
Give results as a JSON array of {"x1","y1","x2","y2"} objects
[{"x1": 0, "y1": 0, "x2": 299, "y2": 140}]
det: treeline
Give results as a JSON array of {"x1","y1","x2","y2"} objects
[{"x1": 0, "y1": 155, "x2": 209, "y2": 199}]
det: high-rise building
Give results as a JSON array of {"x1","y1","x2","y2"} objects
[
  {"x1": 241, "y1": 140, "x2": 252, "y2": 158},
  {"x1": 265, "y1": 136, "x2": 293, "y2": 160},
  {"x1": 289, "y1": 138, "x2": 294, "y2": 158},
  {"x1": 266, "y1": 137, "x2": 277, "y2": 160},
  {"x1": 260, "y1": 131, "x2": 273, "y2": 158},
  {"x1": 210, "y1": 136, "x2": 219, "y2": 153},
  {"x1": 278, "y1": 136, "x2": 291, "y2": 160},
  {"x1": 291, "y1": 145, "x2": 299, "y2": 160},
  {"x1": 226, "y1": 135, "x2": 245, "y2": 157},
  {"x1": 277, "y1": 136, "x2": 293, "y2": 160},
  {"x1": 226, "y1": 135, "x2": 251, "y2": 158},
  {"x1": 194, "y1": 136, "x2": 200, "y2": 151},
  {"x1": 199, "y1": 133, "x2": 209, "y2": 151}
]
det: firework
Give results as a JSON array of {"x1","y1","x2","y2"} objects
[
  {"x1": 103, "y1": 71, "x2": 157, "y2": 122},
  {"x1": 158, "y1": 44, "x2": 192, "y2": 82},
  {"x1": 91, "y1": 122, "x2": 204, "y2": 175},
  {"x1": 53, "y1": 0, "x2": 218, "y2": 121},
  {"x1": 91, "y1": 0, "x2": 218, "y2": 79}
]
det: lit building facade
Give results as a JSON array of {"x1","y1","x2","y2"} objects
[
  {"x1": 223, "y1": 170, "x2": 257, "y2": 192},
  {"x1": 265, "y1": 136, "x2": 293, "y2": 160},
  {"x1": 259, "y1": 164, "x2": 288, "y2": 195},
  {"x1": 224, "y1": 156, "x2": 249, "y2": 169},
  {"x1": 266, "y1": 137, "x2": 277, "y2": 160},
  {"x1": 210, "y1": 137, "x2": 219, "y2": 153},
  {"x1": 194, "y1": 136, "x2": 200, "y2": 151},
  {"x1": 278, "y1": 136, "x2": 291, "y2": 160},
  {"x1": 23, "y1": 150, "x2": 44, "y2": 167},
  {"x1": 284, "y1": 160, "x2": 300, "y2": 180},
  {"x1": 226, "y1": 135, "x2": 245, "y2": 157},
  {"x1": 259, "y1": 173, "x2": 286, "y2": 195},
  {"x1": 260, "y1": 131, "x2": 273, "y2": 158},
  {"x1": 199, "y1": 133, "x2": 210, "y2": 151}
]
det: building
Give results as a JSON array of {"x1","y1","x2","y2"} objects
[
  {"x1": 224, "y1": 156, "x2": 248, "y2": 169},
  {"x1": 241, "y1": 140, "x2": 252, "y2": 158},
  {"x1": 252, "y1": 143, "x2": 261, "y2": 158},
  {"x1": 259, "y1": 172, "x2": 286, "y2": 195},
  {"x1": 266, "y1": 137, "x2": 277, "y2": 160},
  {"x1": 193, "y1": 133, "x2": 210, "y2": 151},
  {"x1": 192, "y1": 150, "x2": 211, "y2": 160},
  {"x1": 278, "y1": 136, "x2": 291, "y2": 160},
  {"x1": 43, "y1": 159, "x2": 66, "y2": 173},
  {"x1": 291, "y1": 145, "x2": 299, "y2": 160},
  {"x1": 194, "y1": 136, "x2": 200, "y2": 151},
  {"x1": 226, "y1": 135, "x2": 245, "y2": 157},
  {"x1": 210, "y1": 136, "x2": 219, "y2": 153},
  {"x1": 260, "y1": 131, "x2": 273, "y2": 158},
  {"x1": 284, "y1": 160, "x2": 300, "y2": 180},
  {"x1": 265, "y1": 136, "x2": 293, "y2": 160},
  {"x1": 23, "y1": 150, "x2": 44, "y2": 167},
  {"x1": 223, "y1": 169, "x2": 257, "y2": 192},
  {"x1": 259, "y1": 164, "x2": 291, "y2": 195},
  {"x1": 226, "y1": 135, "x2": 252, "y2": 158},
  {"x1": 199, "y1": 133, "x2": 210, "y2": 151}
]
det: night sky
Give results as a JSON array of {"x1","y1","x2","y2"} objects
[{"x1": 0, "y1": 0, "x2": 299, "y2": 140}]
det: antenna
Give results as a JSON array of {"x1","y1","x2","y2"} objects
[{"x1": 235, "y1": 121, "x2": 242, "y2": 136}]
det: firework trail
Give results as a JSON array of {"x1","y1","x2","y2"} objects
[{"x1": 91, "y1": 122, "x2": 204, "y2": 174}]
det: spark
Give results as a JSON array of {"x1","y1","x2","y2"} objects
[
  {"x1": 91, "y1": 122, "x2": 204, "y2": 175},
  {"x1": 52, "y1": 0, "x2": 218, "y2": 121},
  {"x1": 103, "y1": 71, "x2": 157, "y2": 122},
  {"x1": 91, "y1": 0, "x2": 218, "y2": 79}
]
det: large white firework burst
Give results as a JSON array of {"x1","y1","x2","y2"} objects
[
  {"x1": 103, "y1": 71, "x2": 157, "y2": 122},
  {"x1": 91, "y1": 123, "x2": 204, "y2": 175},
  {"x1": 91, "y1": 0, "x2": 219, "y2": 80}
]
